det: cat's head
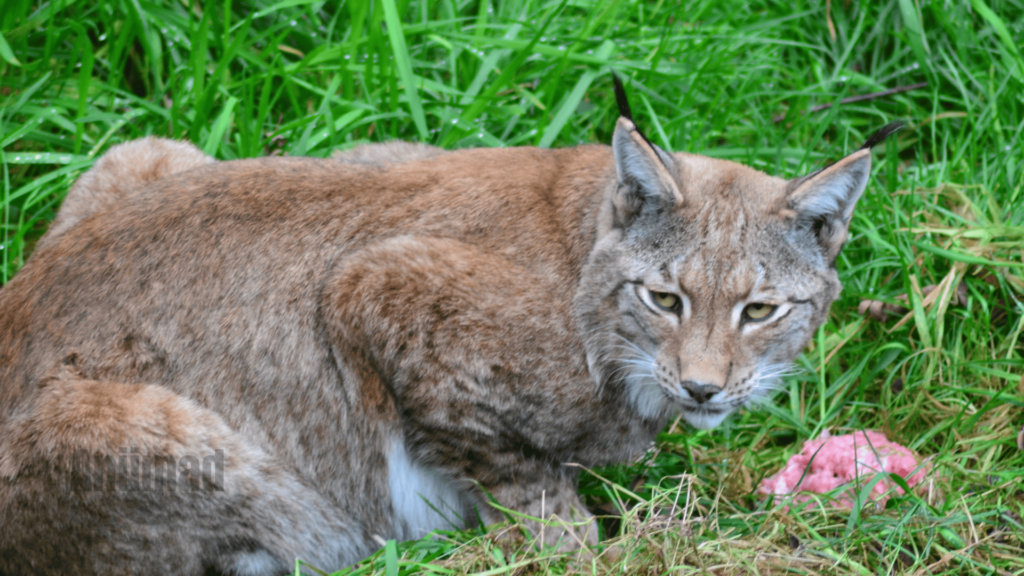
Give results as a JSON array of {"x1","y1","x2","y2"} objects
[{"x1": 574, "y1": 79, "x2": 900, "y2": 429}]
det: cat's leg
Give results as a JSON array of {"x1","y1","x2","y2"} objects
[
  {"x1": 321, "y1": 236, "x2": 602, "y2": 552},
  {"x1": 36, "y1": 137, "x2": 214, "y2": 251},
  {"x1": 0, "y1": 361, "x2": 368, "y2": 575}
]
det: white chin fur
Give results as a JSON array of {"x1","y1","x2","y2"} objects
[
  {"x1": 680, "y1": 409, "x2": 731, "y2": 430},
  {"x1": 630, "y1": 381, "x2": 673, "y2": 420}
]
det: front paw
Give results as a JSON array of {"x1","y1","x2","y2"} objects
[
  {"x1": 531, "y1": 505, "x2": 599, "y2": 552},
  {"x1": 483, "y1": 486, "x2": 600, "y2": 554},
  {"x1": 527, "y1": 513, "x2": 626, "y2": 566}
]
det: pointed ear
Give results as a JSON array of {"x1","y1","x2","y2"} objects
[
  {"x1": 785, "y1": 122, "x2": 903, "y2": 263},
  {"x1": 611, "y1": 117, "x2": 683, "y2": 226},
  {"x1": 785, "y1": 149, "x2": 871, "y2": 263}
]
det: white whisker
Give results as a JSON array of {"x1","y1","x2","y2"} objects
[
  {"x1": 744, "y1": 362, "x2": 800, "y2": 406},
  {"x1": 584, "y1": 331, "x2": 676, "y2": 420}
]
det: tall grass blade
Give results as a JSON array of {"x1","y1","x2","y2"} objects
[
  {"x1": 203, "y1": 97, "x2": 239, "y2": 157},
  {"x1": 969, "y1": 0, "x2": 1024, "y2": 82},
  {"x1": 441, "y1": 0, "x2": 570, "y2": 147},
  {"x1": 0, "y1": 32, "x2": 20, "y2": 66},
  {"x1": 380, "y1": 0, "x2": 429, "y2": 141},
  {"x1": 537, "y1": 40, "x2": 615, "y2": 148},
  {"x1": 896, "y1": 0, "x2": 932, "y2": 79},
  {"x1": 384, "y1": 539, "x2": 398, "y2": 576}
]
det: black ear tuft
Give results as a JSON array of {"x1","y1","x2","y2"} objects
[
  {"x1": 611, "y1": 74, "x2": 670, "y2": 172},
  {"x1": 612, "y1": 73, "x2": 634, "y2": 121},
  {"x1": 859, "y1": 121, "x2": 905, "y2": 150}
]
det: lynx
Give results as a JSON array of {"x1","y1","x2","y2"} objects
[{"x1": 0, "y1": 80, "x2": 900, "y2": 574}]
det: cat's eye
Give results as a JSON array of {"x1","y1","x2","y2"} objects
[
  {"x1": 743, "y1": 303, "x2": 777, "y2": 322},
  {"x1": 650, "y1": 290, "x2": 681, "y2": 312}
]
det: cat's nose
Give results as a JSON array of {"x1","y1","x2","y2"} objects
[{"x1": 680, "y1": 381, "x2": 722, "y2": 404}]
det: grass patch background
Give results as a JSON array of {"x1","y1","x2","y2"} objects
[{"x1": 1, "y1": 0, "x2": 1022, "y2": 573}]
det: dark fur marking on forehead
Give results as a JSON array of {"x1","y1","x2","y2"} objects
[{"x1": 659, "y1": 262, "x2": 671, "y2": 281}]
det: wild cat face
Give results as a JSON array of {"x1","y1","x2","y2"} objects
[
  {"x1": 575, "y1": 93, "x2": 899, "y2": 429},
  {"x1": 588, "y1": 157, "x2": 842, "y2": 428}
]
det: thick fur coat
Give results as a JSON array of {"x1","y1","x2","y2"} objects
[{"x1": 0, "y1": 105, "x2": 898, "y2": 573}]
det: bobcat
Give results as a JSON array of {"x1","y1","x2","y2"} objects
[{"x1": 0, "y1": 79, "x2": 900, "y2": 574}]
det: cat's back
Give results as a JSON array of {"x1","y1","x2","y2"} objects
[
  {"x1": 0, "y1": 144, "x2": 609, "y2": 413},
  {"x1": 62, "y1": 145, "x2": 606, "y2": 252}
]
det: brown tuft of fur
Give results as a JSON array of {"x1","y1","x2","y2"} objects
[{"x1": 35, "y1": 137, "x2": 214, "y2": 252}]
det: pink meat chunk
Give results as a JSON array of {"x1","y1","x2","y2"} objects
[{"x1": 759, "y1": 431, "x2": 929, "y2": 508}]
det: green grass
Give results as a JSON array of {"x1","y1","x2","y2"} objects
[{"x1": 2, "y1": 0, "x2": 1023, "y2": 574}]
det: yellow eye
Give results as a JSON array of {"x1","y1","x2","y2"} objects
[
  {"x1": 743, "y1": 303, "x2": 777, "y2": 321},
  {"x1": 651, "y1": 291, "x2": 680, "y2": 312}
]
